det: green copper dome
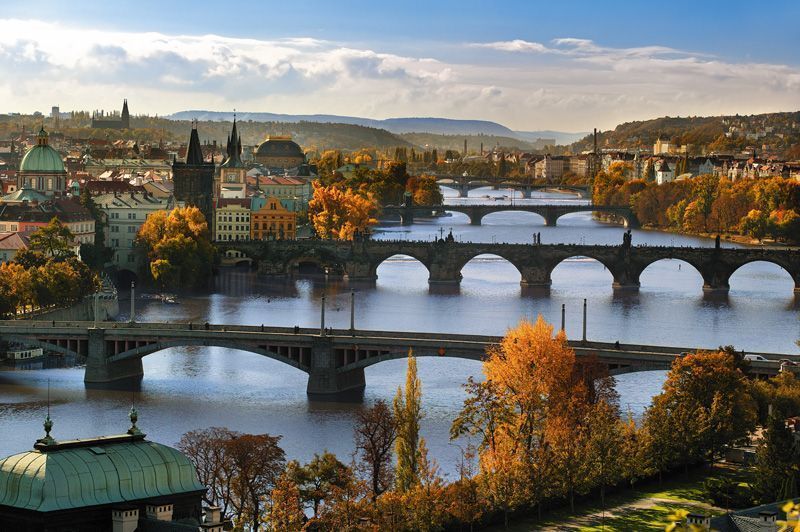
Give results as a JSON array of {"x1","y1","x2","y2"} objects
[
  {"x1": 19, "y1": 128, "x2": 65, "y2": 175},
  {"x1": 0, "y1": 434, "x2": 205, "y2": 512}
]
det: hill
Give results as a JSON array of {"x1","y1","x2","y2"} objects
[
  {"x1": 570, "y1": 111, "x2": 800, "y2": 158},
  {"x1": 398, "y1": 132, "x2": 537, "y2": 153},
  {"x1": 167, "y1": 110, "x2": 581, "y2": 144}
]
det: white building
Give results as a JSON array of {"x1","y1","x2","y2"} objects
[
  {"x1": 94, "y1": 192, "x2": 177, "y2": 271},
  {"x1": 214, "y1": 198, "x2": 251, "y2": 242},
  {"x1": 655, "y1": 160, "x2": 675, "y2": 185}
]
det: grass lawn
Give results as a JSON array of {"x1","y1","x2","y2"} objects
[{"x1": 489, "y1": 464, "x2": 751, "y2": 531}]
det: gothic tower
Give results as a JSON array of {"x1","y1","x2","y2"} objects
[
  {"x1": 217, "y1": 117, "x2": 247, "y2": 199},
  {"x1": 121, "y1": 99, "x2": 130, "y2": 129},
  {"x1": 172, "y1": 121, "x2": 215, "y2": 226}
]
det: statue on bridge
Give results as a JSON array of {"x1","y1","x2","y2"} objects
[{"x1": 622, "y1": 229, "x2": 632, "y2": 249}]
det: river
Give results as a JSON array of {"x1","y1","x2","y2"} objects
[{"x1": 0, "y1": 188, "x2": 797, "y2": 478}]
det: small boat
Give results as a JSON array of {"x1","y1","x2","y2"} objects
[{"x1": 161, "y1": 295, "x2": 179, "y2": 305}]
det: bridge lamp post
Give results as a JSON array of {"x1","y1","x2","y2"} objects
[
  {"x1": 320, "y1": 293, "x2": 326, "y2": 337},
  {"x1": 129, "y1": 282, "x2": 135, "y2": 324},
  {"x1": 93, "y1": 292, "x2": 99, "y2": 328},
  {"x1": 350, "y1": 289, "x2": 355, "y2": 335},
  {"x1": 582, "y1": 298, "x2": 587, "y2": 342},
  {"x1": 560, "y1": 303, "x2": 565, "y2": 332}
]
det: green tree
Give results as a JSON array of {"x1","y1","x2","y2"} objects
[
  {"x1": 754, "y1": 409, "x2": 800, "y2": 503},
  {"x1": 287, "y1": 451, "x2": 353, "y2": 518},
  {"x1": 394, "y1": 350, "x2": 423, "y2": 492},
  {"x1": 28, "y1": 218, "x2": 75, "y2": 259}
]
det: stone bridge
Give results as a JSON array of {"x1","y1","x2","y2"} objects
[
  {"x1": 1, "y1": 321, "x2": 794, "y2": 398},
  {"x1": 381, "y1": 203, "x2": 637, "y2": 227},
  {"x1": 433, "y1": 175, "x2": 591, "y2": 198},
  {"x1": 218, "y1": 239, "x2": 800, "y2": 293}
]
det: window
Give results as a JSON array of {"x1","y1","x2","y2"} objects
[
  {"x1": 128, "y1": 212, "x2": 136, "y2": 219},
  {"x1": 111, "y1": 212, "x2": 119, "y2": 219},
  {"x1": 128, "y1": 226, "x2": 136, "y2": 233},
  {"x1": 112, "y1": 238, "x2": 119, "y2": 247},
  {"x1": 111, "y1": 226, "x2": 119, "y2": 233},
  {"x1": 127, "y1": 254, "x2": 135, "y2": 263}
]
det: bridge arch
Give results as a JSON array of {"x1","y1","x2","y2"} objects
[
  {"x1": 2, "y1": 335, "x2": 81, "y2": 358},
  {"x1": 727, "y1": 259, "x2": 799, "y2": 293},
  {"x1": 547, "y1": 254, "x2": 618, "y2": 289},
  {"x1": 370, "y1": 253, "x2": 432, "y2": 281},
  {"x1": 106, "y1": 338, "x2": 311, "y2": 373},
  {"x1": 478, "y1": 209, "x2": 547, "y2": 226},
  {"x1": 638, "y1": 258, "x2": 706, "y2": 293},
  {"x1": 286, "y1": 254, "x2": 346, "y2": 277},
  {"x1": 458, "y1": 252, "x2": 524, "y2": 284}
]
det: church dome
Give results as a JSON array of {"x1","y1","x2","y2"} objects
[
  {"x1": 20, "y1": 128, "x2": 66, "y2": 174},
  {"x1": 255, "y1": 136, "x2": 305, "y2": 160}
]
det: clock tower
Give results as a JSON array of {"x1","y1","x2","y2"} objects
[{"x1": 217, "y1": 117, "x2": 247, "y2": 199}]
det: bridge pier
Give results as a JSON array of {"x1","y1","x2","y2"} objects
[
  {"x1": 84, "y1": 328, "x2": 144, "y2": 385},
  {"x1": 521, "y1": 187, "x2": 532, "y2": 199},
  {"x1": 544, "y1": 212, "x2": 559, "y2": 227},
  {"x1": 428, "y1": 263, "x2": 462, "y2": 284},
  {"x1": 519, "y1": 268, "x2": 551, "y2": 287},
  {"x1": 306, "y1": 337, "x2": 365, "y2": 400}
]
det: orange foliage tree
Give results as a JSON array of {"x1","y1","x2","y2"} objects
[{"x1": 308, "y1": 182, "x2": 378, "y2": 240}]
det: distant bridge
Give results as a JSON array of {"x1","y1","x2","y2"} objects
[
  {"x1": 1, "y1": 321, "x2": 794, "y2": 398},
  {"x1": 381, "y1": 203, "x2": 637, "y2": 227},
  {"x1": 218, "y1": 239, "x2": 800, "y2": 293},
  {"x1": 432, "y1": 175, "x2": 591, "y2": 198}
]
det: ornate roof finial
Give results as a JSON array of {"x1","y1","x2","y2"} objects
[
  {"x1": 36, "y1": 380, "x2": 56, "y2": 447},
  {"x1": 127, "y1": 405, "x2": 143, "y2": 436}
]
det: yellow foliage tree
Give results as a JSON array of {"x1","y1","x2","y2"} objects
[{"x1": 308, "y1": 182, "x2": 378, "y2": 240}]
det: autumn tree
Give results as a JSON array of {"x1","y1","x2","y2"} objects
[
  {"x1": 135, "y1": 206, "x2": 214, "y2": 289},
  {"x1": 287, "y1": 451, "x2": 353, "y2": 519},
  {"x1": 394, "y1": 350, "x2": 423, "y2": 492},
  {"x1": 267, "y1": 473, "x2": 305, "y2": 531},
  {"x1": 177, "y1": 427, "x2": 238, "y2": 519},
  {"x1": 308, "y1": 182, "x2": 378, "y2": 240},
  {"x1": 354, "y1": 399, "x2": 397, "y2": 501}
]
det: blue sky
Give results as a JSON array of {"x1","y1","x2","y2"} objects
[{"x1": 1, "y1": 0, "x2": 798, "y2": 130}]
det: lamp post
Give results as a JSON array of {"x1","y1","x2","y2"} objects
[
  {"x1": 320, "y1": 293, "x2": 326, "y2": 337},
  {"x1": 129, "y1": 282, "x2": 135, "y2": 323},
  {"x1": 349, "y1": 289, "x2": 355, "y2": 335},
  {"x1": 582, "y1": 298, "x2": 587, "y2": 342},
  {"x1": 560, "y1": 303, "x2": 565, "y2": 332}
]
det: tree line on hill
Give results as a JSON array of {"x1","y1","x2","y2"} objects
[
  {"x1": 594, "y1": 163, "x2": 800, "y2": 242},
  {"x1": 177, "y1": 317, "x2": 800, "y2": 530}
]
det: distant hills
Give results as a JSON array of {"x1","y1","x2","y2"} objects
[{"x1": 166, "y1": 110, "x2": 586, "y2": 146}]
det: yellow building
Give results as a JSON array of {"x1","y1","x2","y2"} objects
[{"x1": 251, "y1": 196, "x2": 296, "y2": 240}]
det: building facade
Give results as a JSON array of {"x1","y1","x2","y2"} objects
[
  {"x1": 213, "y1": 198, "x2": 251, "y2": 242},
  {"x1": 251, "y1": 196, "x2": 296, "y2": 240},
  {"x1": 95, "y1": 191, "x2": 176, "y2": 271}
]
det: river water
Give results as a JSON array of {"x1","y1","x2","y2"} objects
[{"x1": 1, "y1": 188, "x2": 797, "y2": 478}]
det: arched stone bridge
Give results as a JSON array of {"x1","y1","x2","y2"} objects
[
  {"x1": 218, "y1": 239, "x2": 800, "y2": 293},
  {"x1": 1, "y1": 321, "x2": 793, "y2": 398},
  {"x1": 433, "y1": 175, "x2": 591, "y2": 198},
  {"x1": 381, "y1": 203, "x2": 637, "y2": 227}
]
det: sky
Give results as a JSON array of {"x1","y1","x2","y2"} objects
[{"x1": 1, "y1": 0, "x2": 799, "y2": 131}]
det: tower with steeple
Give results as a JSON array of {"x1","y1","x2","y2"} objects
[
  {"x1": 217, "y1": 116, "x2": 247, "y2": 199},
  {"x1": 91, "y1": 99, "x2": 131, "y2": 129},
  {"x1": 172, "y1": 121, "x2": 215, "y2": 225}
]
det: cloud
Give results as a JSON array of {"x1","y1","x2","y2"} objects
[{"x1": 0, "y1": 19, "x2": 798, "y2": 131}]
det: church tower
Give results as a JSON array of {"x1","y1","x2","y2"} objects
[
  {"x1": 217, "y1": 117, "x2": 247, "y2": 199},
  {"x1": 121, "y1": 99, "x2": 130, "y2": 129},
  {"x1": 172, "y1": 121, "x2": 215, "y2": 226}
]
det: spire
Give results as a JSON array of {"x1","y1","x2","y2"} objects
[
  {"x1": 121, "y1": 98, "x2": 129, "y2": 118},
  {"x1": 185, "y1": 122, "x2": 205, "y2": 165},
  {"x1": 220, "y1": 113, "x2": 244, "y2": 168}
]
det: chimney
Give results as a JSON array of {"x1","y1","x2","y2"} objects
[
  {"x1": 145, "y1": 503, "x2": 173, "y2": 522},
  {"x1": 759, "y1": 511, "x2": 778, "y2": 523},
  {"x1": 204, "y1": 506, "x2": 222, "y2": 523},
  {"x1": 112, "y1": 507, "x2": 139, "y2": 532}
]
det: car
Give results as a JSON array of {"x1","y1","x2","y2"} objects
[
  {"x1": 779, "y1": 359, "x2": 798, "y2": 366},
  {"x1": 744, "y1": 354, "x2": 769, "y2": 362}
]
